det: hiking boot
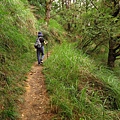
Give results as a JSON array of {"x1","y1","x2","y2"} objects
[{"x1": 40, "y1": 61, "x2": 43, "y2": 64}]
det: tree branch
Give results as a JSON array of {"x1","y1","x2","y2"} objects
[
  {"x1": 112, "y1": 8, "x2": 120, "y2": 17},
  {"x1": 114, "y1": 44, "x2": 120, "y2": 52},
  {"x1": 112, "y1": 0, "x2": 120, "y2": 17},
  {"x1": 89, "y1": 0, "x2": 104, "y2": 16},
  {"x1": 115, "y1": 50, "x2": 120, "y2": 57}
]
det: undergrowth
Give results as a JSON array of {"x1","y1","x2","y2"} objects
[{"x1": 43, "y1": 42, "x2": 120, "y2": 120}]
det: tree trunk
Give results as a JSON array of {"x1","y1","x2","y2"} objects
[
  {"x1": 45, "y1": 0, "x2": 54, "y2": 25},
  {"x1": 107, "y1": 1, "x2": 120, "y2": 68},
  {"x1": 107, "y1": 38, "x2": 116, "y2": 68},
  {"x1": 67, "y1": 22, "x2": 71, "y2": 31},
  {"x1": 65, "y1": 0, "x2": 71, "y2": 9},
  {"x1": 62, "y1": 0, "x2": 65, "y2": 8}
]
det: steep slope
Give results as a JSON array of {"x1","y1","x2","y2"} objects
[{"x1": 0, "y1": 0, "x2": 37, "y2": 119}]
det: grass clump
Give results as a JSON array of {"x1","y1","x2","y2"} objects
[{"x1": 43, "y1": 42, "x2": 120, "y2": 120}]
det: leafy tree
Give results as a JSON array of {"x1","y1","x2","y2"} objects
[
  {"x1": 105, "y1": 0, "x2": 120, "y2": 67},
  {"x1": 28, "y1": 0, "x2": 46, "y2": 18},
  {"x1": 45, "y1": 0, "x2": 55, "y2": 24},
  {"x1": 76, "y1": 0, "x2": 120, "y2": 68}
]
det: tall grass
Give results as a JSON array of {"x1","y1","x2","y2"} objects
[
  {"x1": 92, "y1": 66, "x2": 120, "y2": 109},
  {"x1": 0, "y1": 0, "x2": 37, "y2": 119},
  {"x1": 43, "y1": 42, "x2": 120, "y2": 120}
]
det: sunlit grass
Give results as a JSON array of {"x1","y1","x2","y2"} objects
[{"x1": 44, "y1": 42, "x2": 120, "y2": 120}]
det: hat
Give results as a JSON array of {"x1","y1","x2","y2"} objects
[{"x1": 38, "y1": 32, "x2": 43, "y2": 37}]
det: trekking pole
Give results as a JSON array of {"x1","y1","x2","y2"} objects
[{"x1": 46, "y1": 42, "x2": 48, "y2": 59}]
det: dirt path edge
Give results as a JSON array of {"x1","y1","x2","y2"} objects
[{"x1": 18, "y1": 61, "x2": 54, "y2": 120}]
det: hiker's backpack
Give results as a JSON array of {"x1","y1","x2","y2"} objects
[{"x1": 34, "y1": 37, "x2": 42, "y2": 49}]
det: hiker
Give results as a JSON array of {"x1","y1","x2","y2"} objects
[{"x1": 34, "y1": 32, "x2": 48, "y2": 65}]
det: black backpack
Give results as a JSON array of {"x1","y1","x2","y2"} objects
[{"x1": 34, "y1": 37, "x2": 43, "y2": 49}]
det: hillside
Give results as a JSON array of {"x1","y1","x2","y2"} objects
[
  {"x1": 43, "y1": 43, "x2": 120, "y2": 120},
  {"x1": 0, "y1": 0, "x2": 37, "y2": 119},
  {"x1": 0, "y1": 0, "x2": 120, "y2": 120}
]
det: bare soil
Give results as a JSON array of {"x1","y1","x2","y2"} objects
[{"x1": 19, "y1": 60, "x2": 54, "y2": 120}]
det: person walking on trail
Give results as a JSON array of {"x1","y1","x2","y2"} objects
[{"x1": 34, "y1": 32, "x2": 48, "y2": 65}]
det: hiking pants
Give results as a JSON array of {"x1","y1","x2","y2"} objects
[{"x1": 37, "y1": 46, "x2": 44, "y2": 64}]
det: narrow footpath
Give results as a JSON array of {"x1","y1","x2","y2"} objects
[{"x1": 19, "y1": 56, "x2": 54, "y2": 120}]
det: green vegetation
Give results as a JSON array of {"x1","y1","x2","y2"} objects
[
  {"x1": 0, "y1": 0, "x2": 36, "y2": 119},
  {"x1": 44, "y1": 43, "x2": 120, "y2": 120},
  {"x1": 0, "y1": 0, "x2": 120, "y2": 119}
]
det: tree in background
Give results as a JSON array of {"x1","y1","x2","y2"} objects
[
  {"x1": 45, "y1": 0, "x2": 55, "y2": 25},
  {"x1": 28, "y1": 0, "x2": 46, "y2": 19},
  {"x1": 74, "y1": 0, "x2": 120, "y2": 68},
  {"x1": 106, "y1": 0, "x2": 120, "y2": 67}
]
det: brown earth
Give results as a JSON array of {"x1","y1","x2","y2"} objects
[{"x1": 19, "y1": 55, "x2": 54, "y2": 120}]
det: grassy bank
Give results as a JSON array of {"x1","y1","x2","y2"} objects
[
  {"x1": 43, "y1": 42, "x2": 120, "y2": 120},
  {"x1": 0, "y1": 0, "x2": 37, "y2": 119}
]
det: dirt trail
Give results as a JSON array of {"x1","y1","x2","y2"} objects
[{"x1": 19, "y1": 56, "x2": 54, "y2": 120}]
